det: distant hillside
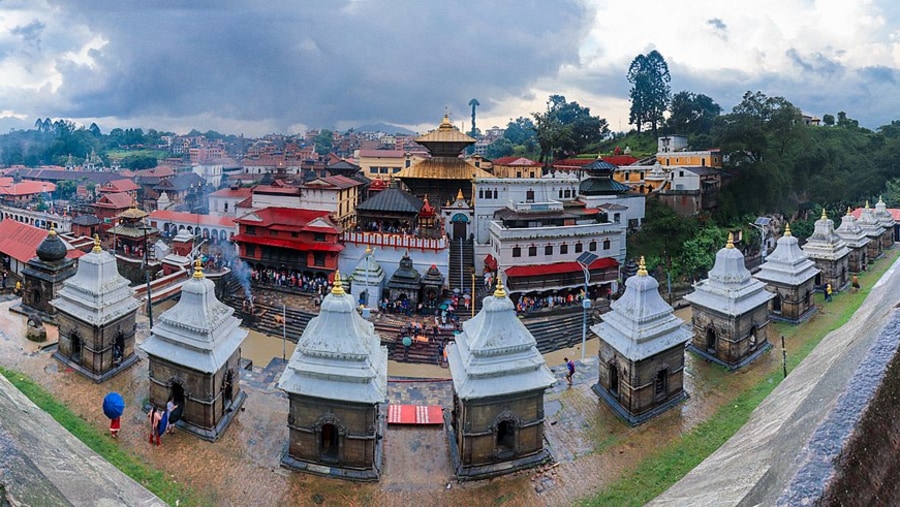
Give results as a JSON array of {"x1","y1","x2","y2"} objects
[{"x1": 350, "y1": 123, "x2": 416, "y2": 136}]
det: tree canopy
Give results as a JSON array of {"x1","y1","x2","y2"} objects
[
  {"x1": 627, "y1": 50, "x2": 671, "y2": 137},
  {"x1": 532, "y1": 95, "x2": 608, "y2": 166}
]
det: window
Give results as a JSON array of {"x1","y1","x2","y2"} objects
[
  {"x1": 380, "y1": 167, "x2": 388, "y2": 174},
  {"x1": 575, "y1": 242, "x2": 583, "y2": 253},
  {"x1": 493, "y1": 190, "x2": 498, "y2": 199},
  {"x1": 245, "y1": 244, "x2": 256, "y2": 257},
  {"x1": 516, "y1": 171, "x2": 522, "y2": 178},
  {"x1": 589, "y1": 240, "x2": 597, "y2": 252},
  {"x1": 613, "y1": 213, "x2": 621, "y2": 223},
  {"x1": 224, "y1": 202, "x2": 229, "y2": 212},
  {"x1": 269, "y1": 230, "x2": 277, "y2": 236},
  {"x1": 560, "y1": 244, "x2": 568, "y2": 255},
  {"x1": 312, "y1": 252, "x2": 326, "y2": 266},
  {"x1": 603, "y1": 239, "x2": 611, "y2": 250},
  {"x1": 528, "y1": 245, "x2": 537, "y2": 257},
  {"x1": 479, "y1": 189, "x2": 484, "y2": 199},
  {"x1": 526, "y1": 190, "x2": 535, "y2": 202},
  {"x1": 314, "y1": 232, "x2": 326, "y2": 242},
  {"x1": 291, "y1": 232, "x2": 299, "y2": 238},
  {"x1": 679, "y1": 171, "x2": 684, "y2": 177},
  {"x1": 558, "y1": 189, "x2": 563, "y2": 199},
  {"x1": 545, "y1": 245, "x2": 553, "y2": 256},
  {"x1": 392, "y1": 167, "x2": 401, "y2": 173},
  {"x1": 564, "y1": 189, "x2": 571, "y2": 198},
  {"x1": 245, "y1": 225, "x2": 256, "y2": 235},
  {"x1": 512, "y1": 246, "x2": 522, "y2": 258},
  {"x1": 370, "y1": 167, "x2": 378, "y2": 174}
]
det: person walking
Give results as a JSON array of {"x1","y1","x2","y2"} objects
[
  {"x1": 148, "y1": 407, "x2": 162, "y2": 446},
  {"x1": 109, "y1": 416, "x2": 121, "y2": 438},
  {"x1": 851, "y1": 275, "x2": 860, "y2": 293},
  {"x1": 565, "y1": 357, "x2": 576, "y2": 385},
  {"x1": 825, "y1": 283, "x2": 833, "y2": 302}
]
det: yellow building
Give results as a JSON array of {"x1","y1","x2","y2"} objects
[
  {"x1": 656, "y1": 150, "x2": 722, "y2": 168},
  {"x1": 357, "y1": 149, "x2": 426, "y2": 182}
]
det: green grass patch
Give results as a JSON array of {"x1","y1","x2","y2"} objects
[
  {"x1": 0, "y1": 366, "x2": 208, "y2": 507},
  {"x1": 585, "y1": 250, "x2": 899, "y2": 505}
]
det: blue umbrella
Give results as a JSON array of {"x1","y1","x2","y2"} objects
[{"x1": 102, "y1": 392, "x2": 125, "y2": 420}]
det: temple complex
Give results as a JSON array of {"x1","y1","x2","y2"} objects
[
  {"x1": 20, "y1": 226, "x2": 77, "y2": 320},
  {"x1": 855, "y1": 202, "x2": 885, "y2": 263},
  {"x1": 753, "y1": 224, "x2": 819, "y2": 323},
  {"x1": 801, "y1": 210, "x2": 851, "y2": 291},
  {"x1": 591, "y1": 257, "x2": 691, "y2": 425},
  {"x1": 106, "y1": 204, "x2": 161, "y2": 285},
  {"x1": 684, "y1": 233, "x2": 774, "y2": 369},
  {"x1": 835, "y1": 208, "x2": 870, "y2": 273},
  {"x1": 140, "y1": 260, "x2": 247, "y2": 441},
  {"x1": 51, "y1": 236, "x2": 140, "y2": 382},
  {"x1": 446, "y1": 278, "x2": 555, "y2": 480},
  {"x1": 278, "y1": 272, "x2": 387, "y2": 481}
]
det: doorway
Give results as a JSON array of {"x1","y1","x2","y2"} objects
[
  {"x1": 320, "y1": 423, "x2": 340, "y2": 461},
  {"x1": 496, "y1": 419, "x2": 516, "y2": 456},
  {"x1": 706, "y1": 327, "x2": 717, "y2": 353},
  {"x1": 71, "y1": 332, "x2": 82, "y2": 364},
  {"x1": 609, "y1": 362, "x2": 619, "y2": 397}
]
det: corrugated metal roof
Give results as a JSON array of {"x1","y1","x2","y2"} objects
[{"x1": 356, "y1": 188, "x2": 422, "y2": 214}]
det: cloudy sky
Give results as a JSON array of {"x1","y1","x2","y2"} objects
[{"x1": 2, "y1": 0, "x2": 900, "y2": 137}]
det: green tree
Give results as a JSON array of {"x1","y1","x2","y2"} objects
[
  {"x1": 54, "y1": 180, "x2": 78, "y2": 200},
  {"x1": 666, "y1": 91, "x2": 721, "y2": 137},
  {"x1": 314, "y1": 129, "x2": 334, "y2": 154},
  {"x1": 532, "y1": 95, "x2": 608, "y2": 165},
  {"x1": 836, "y1": 111, "x2": 859, "y2": 128},
  {"x1": 503, "y1": 117, "x2": 536, "y2": 146},
  {"x1": 483, "y1": 138, "x2": 514, "y2": 159},
  {"x1": 88, "y1": 122, "x2": 101, "y2": 137},
  {"x1": 680, "y1": 225, "x2": 725, "y2": 281},
  {"x1": 627, "y1": 50, "x2": 671, "y2": 136},
  {"x1": 822, "y1": 114, "x2": 835, "y2": 126}
]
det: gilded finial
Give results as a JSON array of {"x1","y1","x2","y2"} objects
[
  {"x1": 49, "y1": 223, "x2": 57, "y2": 236},
  {"x1": 847, "y1": 206, "x2": 853, "y2": 216},
  {"x1": 637, "y1": 256, "x2": 648, "y2": 276},
  {"x1": 365, "y1": 244, "x2": 372, "y2": 255},
  {"x1": 865, "y1": 200, "x2": 871, "y2": 209},
  {"x1": 726, "y1": 232, "x2": 734, "y2": 249},
  {"x1": 331, "y1": 271, "x2": 345, "y2": 295},
  {"x1": 192, "y1": 258, "x2": 203, "y2": 279},
  {"x1": 92, "y1": 234, "x2": 102, "y2": 253},
  {"x1": 821, "y1": 208, "x2": 827, "y2": 220},
  {"x1": 456, "y1": 188, "x2": 464, "y2": 201},
  {"x1": 493, "y1": 275, "x2": 507, "y2": 298},
  {"x1": 784, "y1": 223, "x2": 792, "y2": 237}
]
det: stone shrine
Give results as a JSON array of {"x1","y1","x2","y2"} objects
[
  {"x1": 349, "y1": 245, "x2": 384, "y2": 310},
  {"x1": 140, "y1": 259, "x2": 247, "y2": 441},
  {"x1": 446, "y1": 278, "x2": 555, "y2": 480},
  {"x1": 20, "y1": 226, "x2": 77, "y2": 320},
  {"x1": 835, "y1": 208, "x2": 870, "y2": 273},
  {"x1": 51, "y1": 236, "x2": 140, "y2": 382},
  {"x1": 753, "y1": 224, "x2": 820, "y2": 323},
  {"x1": 386, "y1": 253, "x2": 421, "y2": 308},
  {"x1": 278, "y1": 272, "x2": 387, "y2": 481},
  {"x1": 591, "y1": 257, "x2": 691, "y2": 425},
  {"x1": 874, "y1": 197, "x2": 896, "y2": 249},
  {"x1": 855, "y1": 202, "x2": 884, "y2": 263},
  {"x1": 801, "y1": 209, "x2": 851, "y2": 291},
  {"x1": 684, "y1": 233, "x2": 774, "y2": 369}
]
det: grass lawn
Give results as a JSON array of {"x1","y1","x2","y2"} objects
[{"x1": 584, "y1": 249, "x2": 899, "y2": 506}]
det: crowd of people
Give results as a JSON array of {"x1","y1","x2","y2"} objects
[
  {"x1": 512, "y1": 287, "x2": 608, "y2": 315},
  {"x1": 250, "y1": 267, "x2": 329, "y2": 295}
]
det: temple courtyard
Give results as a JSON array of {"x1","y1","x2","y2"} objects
[{"x1": 0, "y1": 249, "x2": 897, "y2": 506}]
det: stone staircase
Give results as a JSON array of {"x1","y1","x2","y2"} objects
[
  {"x1": 448, "y1": 237, "x2": 476, "y2": 299},
  {"x1": 219, "y1": 274, "x2": 315, "y2": 341}
]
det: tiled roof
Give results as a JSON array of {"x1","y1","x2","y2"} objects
[
  {"x1": 149, "y1": 210, "x2": 236, "y2": 228},
  {"x1": 356, "y1": 187, "x2": 422, "y2": 214},
  {"x1": 492, "y1": 156, "x2": 541, "y2": 167},
  {"x1": 0, "y1": 219, "x2": 80, "y2": 262},
  {"x1": 0, "y1": 180, "x2": 56, "y2": 196},
  {"x1": 7, "y1": 168, "x2": 120, "y2": 185},
  {"x1": 235, "y1": 207, "x2": 336, "y2": 230},
  {"x1": 154, "y1": 172, "x2": 205, "y2": 192},
  {"x1": 851, "y1": 207, "x2": 900, "y2": 221},
  {"x1": 99, "y1": 178, "x2": 140, "y2": 193},
  {"x1": 209, "y1": 187, "x2": 252, "y2": 198},
  {"x1": 506, "y1": 257, "x2": 618, "y2": 278},
  {"x1": 94, "y1": 192, "x2": 134, "y2": 209},
  {"x1": 302, "y1": 175, "x2": 363, "y2": 190}
]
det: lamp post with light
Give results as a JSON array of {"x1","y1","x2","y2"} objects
[{"x1": 576, "y1": 251, "x2": 599, "y2": 362}]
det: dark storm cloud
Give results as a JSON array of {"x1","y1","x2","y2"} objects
[
  {"x1": 785, "y1": 48, "x2": 842, "y2": 76},
  {"x1": 47, "y1": 0, "x2": 593, "y2": 132}
]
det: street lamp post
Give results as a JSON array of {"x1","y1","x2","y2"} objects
[
  {"x1": 141, "y1": 222, "x2": 153, "y2": 328},
  {"x1": 576, "y1": 251, "x2": 599, "y2": 362}
]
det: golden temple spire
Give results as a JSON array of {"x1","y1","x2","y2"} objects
[
  {"x1": 493, "y1": 274, "x2": 507, "y2": 298},
  {"x1": 440, "y1": 114, "x2": 452, "y2": 128},
  {"x1": 365, "y1": 244, "x2": 372, "y2": 255},
  {"x1": 637, "y1": 256, "x2": 648, "y2": 276},
  {"x1": 192, "y1": 258, "x2": 204, "y2": 279},
  {"x1": 821, "y1": 208, "x2": 827, "y2": 220},
  {"x1": 49, "y1": 223, "x2": 57, "y2": 236},
  {"x1": 331, "y1": 271, "x2": 345, "y2": 295},
  {"x1": 846, "y1": 206, "x2": 853, "y2": 216},
  {"x1": 456, "y1": 188, "x2": 464, "y2": 201},
  {"x1": 865, "y1": 200, "x2": 871, "y2": 209},
  {"x1": 726, "y1": 232, "x2": 734, "y2": 249},
  {"x1": 92, "y1": 234, "x2": 102, "y2": 253},
  {"x1": 784, "y1": 223, "x2": 792, "y2": 237}
]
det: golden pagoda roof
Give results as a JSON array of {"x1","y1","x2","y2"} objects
[
  {"x1": 394, "y1": 157, "x2": 493, "y2": 180},
  {"x1": 117, "y1": 207, "x2": 149, "y2": 220},
  {"x1": 414, "y1": 115, "x2": 476, "y2": 145}
]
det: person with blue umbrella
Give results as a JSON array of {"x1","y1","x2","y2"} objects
[{"x1": 103, "y1": 392, "x2": 125, "y2": 438}]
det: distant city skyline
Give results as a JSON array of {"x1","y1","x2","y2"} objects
[{"x1": 3, "y1": 1, "x2": 900, "y2": 137}]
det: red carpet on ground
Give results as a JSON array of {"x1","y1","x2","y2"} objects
[{"x1": 387, "y1": 404, "x2": 443, "y2": 425}]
